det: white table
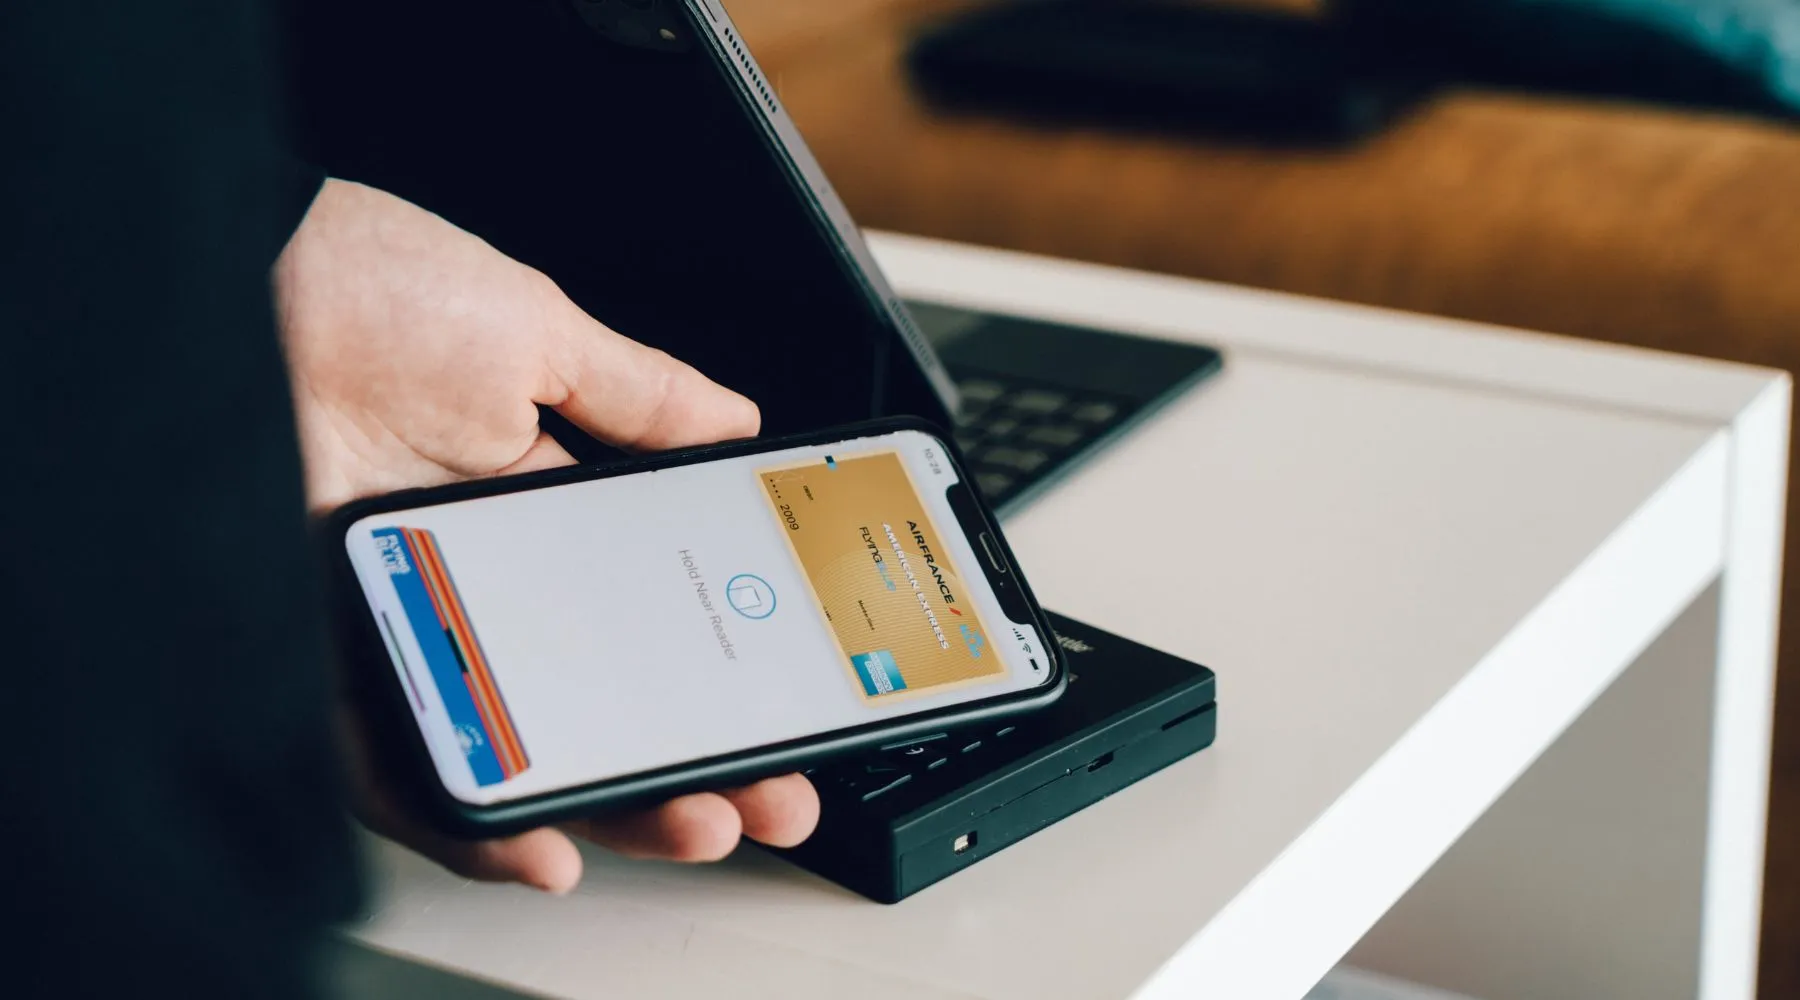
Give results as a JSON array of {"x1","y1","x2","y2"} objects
[{"x1": 339, "y1": 234, "x2": 1790, "y2": 1000}]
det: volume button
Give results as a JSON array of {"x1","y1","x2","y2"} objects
[{"x1": 979, "y1": 533, "x2": 1009, "y2": 573}]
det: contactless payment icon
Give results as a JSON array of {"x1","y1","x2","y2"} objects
[{"x1": 726, "y1": 574, "x2": 776, "y2": 619}]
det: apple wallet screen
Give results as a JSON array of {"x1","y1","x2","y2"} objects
[{"x1": 344, "y1": 430, "x2": 1051, "y2": 805}]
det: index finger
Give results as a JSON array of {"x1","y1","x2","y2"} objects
[{"x1": 533, "y1": 272, "x2": 760, "y2": 451}]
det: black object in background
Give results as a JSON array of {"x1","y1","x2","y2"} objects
[
  {"x1": 1337, "y1": 0, "x2": 1800, "y2": 119},
  {"x1": 908, "y1": 0, "x2": 1429, "y2": 144},
  {"x1": 914, "y1": 303, "x2": 1224, "y2": 514},
  {"x1": 781, "y1": 611, "x2": 1217, "y2": 903},
  {"x1": 911, "y1": 0, "x2": 1799, "y2": 134}
]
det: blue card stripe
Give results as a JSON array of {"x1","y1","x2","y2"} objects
[{"x1": 375, "y1": 528, "x2": 506, "y2": 786}]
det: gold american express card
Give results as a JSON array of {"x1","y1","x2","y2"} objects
[{"x1": 758, "y1": 451, "x2": 1002, "y2": 701}]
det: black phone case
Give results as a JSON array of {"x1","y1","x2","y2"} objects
[
  {"x1": 778, "y1": 611, "x2": 1216, "y2": 902},
  {"x1": 324, "y1": 417, "x2": 1066, "y2": 838}
]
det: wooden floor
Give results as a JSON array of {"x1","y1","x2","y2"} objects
[{"x1": 1763, "y1": 644, "x2": 1800, "y2": 997}]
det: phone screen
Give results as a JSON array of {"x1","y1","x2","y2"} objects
[{"x1": 344, "y1": 429, "x2": 1050, "y2": 805}]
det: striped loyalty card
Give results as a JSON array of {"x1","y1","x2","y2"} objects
[{"x1": 373, "y1": 527, "x2": 529, "y2": 786}]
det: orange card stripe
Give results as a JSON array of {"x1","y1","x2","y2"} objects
[
  {"x1": 408, "y1": 532, "x2": 527, "y2": 775},
  {"x1": 413, "y1": 537, "x2": 528, "y2": 774},
  {"x1": 404, "y1": 529, "x2": 450, "y2": 629},
  {"x1": 407, "y1": 529, "x2": 530, "y2": 774}
]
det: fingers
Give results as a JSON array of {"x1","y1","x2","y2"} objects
[
  {"x1": 415, "y1": 827, "x2": 585, "y2": 894},
  {"x1": 720, "y1": 773, "x2": 820, "y2": 848},
  {"x1": 340, "y1": 703, "x2": 584, "y2": 893},
  {"x1": 569, "y1": 772, "x2": 820, "y2": 863},
  {"x1": 358, "y1": 773, "x2": 815, "y2": 889},
  {"x1": 495, "y1": 431, "x2": 579, "y2": 476},
  {"x1": 532, "y1": 273, "x2": 760, "y2": 452},
  {"x1": 372, "y1": 772, "x2": 817, "y2": 885},
  {"x1": 573, "y1": 792, "x2": 744, "y2": 863},
  {"x1": 359, "y1": 788, "x2": 584, "y2": 893}
]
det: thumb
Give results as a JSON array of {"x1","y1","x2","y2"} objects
[{"x1": 534, "y1": 275, "x2": 760, "y2": 451}]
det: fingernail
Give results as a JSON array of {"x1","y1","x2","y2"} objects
[{"x1": 535, "y1": 874, "x2": 575, "y2": 895}]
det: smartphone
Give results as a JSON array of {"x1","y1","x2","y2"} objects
[
  {"x1": 327, "y1": 420, "x2": 1064, "y2": 836},
  {"x1": 284, "y1": 0, "x2": 958, "y2": 450}
]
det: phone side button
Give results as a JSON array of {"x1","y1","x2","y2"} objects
[
  {"x1": 979, "y1": 533, "x2": 1009, "y2": 573},
  {"x1": 861, "y1": 773, "x2": 913, "y2": 801}
]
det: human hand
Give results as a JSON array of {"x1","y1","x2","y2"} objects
[
  {"x1": 275, "y1": 179, "x2": 817, "y2": 892},
  {"x1": 276, "y1": 178, "x2": 756, "y2": 510}
]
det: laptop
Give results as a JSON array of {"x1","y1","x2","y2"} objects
[{"x1": 906, "y1": 302, "x2": 1219, "y2": 514}]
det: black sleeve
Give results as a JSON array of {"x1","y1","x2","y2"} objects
[{"x1": 0, "y1": 4, "x2": 361, "y2": 998}]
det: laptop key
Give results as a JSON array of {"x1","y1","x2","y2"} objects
[
  {"x1": 975, "y1": 472, "x2": 1014, "y2": 498},
  {"x1": 1071, "y1": 401, "x2": 1120, "y2": 423},
  {"x1": 983, "y1": 416, "x2": 1020, "y2": 438},
  {"x1": 1009, "y1": 389, "x2": 1069, "y2": 414},
  {"x1": 1023, "y1": 424, "x2": 1084, "y2": 448},
  {"x1": 958, "y1": 379, "x2": 1006, "y2": 404},
  {"x1": 982, "y1": 447, "x2": 1050, "y2": 473}
]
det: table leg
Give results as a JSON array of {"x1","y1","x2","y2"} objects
[
  {"x1": 1348, "y1": 587, "x2": 1718, "y2": 999},
  {"x1": 1349, "y1": 381, "x2": 1788, "y2": 1000}
]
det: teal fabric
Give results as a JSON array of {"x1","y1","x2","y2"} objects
[
  {"x1": 1340, "y1": 0, "x2": 1800, "y2": 116},
  {"x1": 1559, "y1": 0, "x2": 1799, "y2": 105}
]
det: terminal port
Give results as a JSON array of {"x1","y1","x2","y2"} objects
[
  {"x1": 1161, "y1": 705, "x2": 1209, "y2": 731},
  {"x1": 953, "y1": 831, "x2": 977, "y2": 854},
  {"x1": 1086, "y1": 751, "x2": 1115, "y2": 773}
]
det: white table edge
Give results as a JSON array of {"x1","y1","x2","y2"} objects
[
  {"x1": 1139, "y1": 433, "x2": 1731, "y2": 999},
  {"x1": 865, "y1": 230, "x2": 1780, "y2": 429}
]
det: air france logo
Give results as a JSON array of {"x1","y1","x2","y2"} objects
[
  {"x1": 907, "y1": 520, "x2": 959, "y2": 614},
  {"x1": 883, "y1": 522, "x2": 950, "y2": 650}
]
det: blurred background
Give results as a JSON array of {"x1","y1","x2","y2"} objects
[{"x1": 716, "y1": 0, "x2": 1800, "y2": 993}]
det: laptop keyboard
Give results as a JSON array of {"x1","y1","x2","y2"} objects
[{"x1": 948, "y1": 370, "x2": 1129, "y2": 508}]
